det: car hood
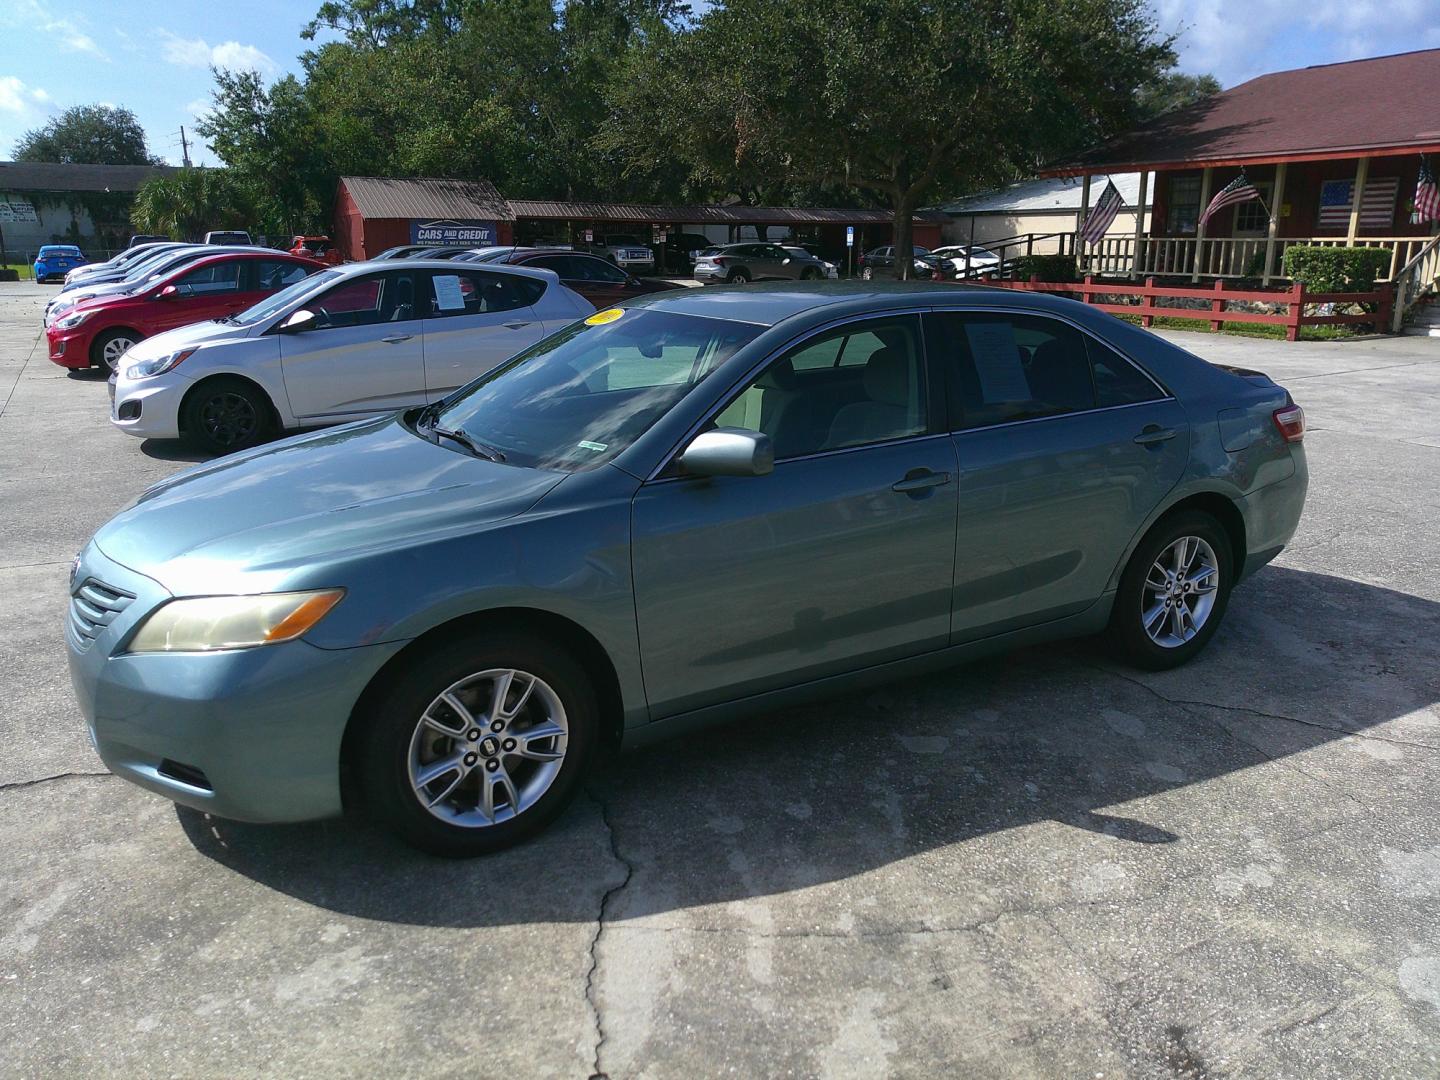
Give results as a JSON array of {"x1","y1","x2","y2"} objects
[
  {"x1": 122, "y1": 318, "x2": 256, "y2": 360},
  {"x1": 93, "y1": 417, "x2": 565, "y2": 595}
]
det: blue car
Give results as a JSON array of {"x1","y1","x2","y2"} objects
[
  {"x1": 34, "y1": 244, "x2": 87, "y2": 283},
  {"x1": 67, "y1": 283, "x2": 1307, "y2": 856}
]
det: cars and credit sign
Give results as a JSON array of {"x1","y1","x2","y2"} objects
[{"x1": 409, "y1": 218, "x2": 497, "y2": 246}]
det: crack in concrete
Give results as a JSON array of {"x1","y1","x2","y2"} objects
[
  {"x1": 1088, "y1": 662, "x2": 1440, "y2": 752},
  {"x1": 0, "y1": 771, "x2": 112, "y2": 793},
  {"x1": 584, "y1": 787, "x2": 635, "y2": 1080}
]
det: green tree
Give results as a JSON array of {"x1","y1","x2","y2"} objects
[
  {"x1": 604, "y1": 0, "x2": 1175, "y2": 276},
  {"x1": 13, "y1": 105, "x2": 162, "y2": 165},
  {"x1": 130, "y1": 168, "x2": 250, "y2": 240},
  {"x1": 1136, "y1": 72, "x2": 1221, "y2": 120}
]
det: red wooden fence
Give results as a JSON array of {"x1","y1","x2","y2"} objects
[{"x1": 970, "y1": 275, "x2": 1393, "y2": 341}]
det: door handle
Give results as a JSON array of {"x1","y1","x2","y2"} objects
[
  {"x1": 503, "y1": 321, "x2": 532, "y2": 330},
  {"x1": 381, "y1": 333, "x2": 413, "y2": 344},
  {"x1": 1133, "y1": 426, "x2": 1177, "y2": 446},
  {"x1": 892, "y1": 469, "x2": 952, "y2": 494}
]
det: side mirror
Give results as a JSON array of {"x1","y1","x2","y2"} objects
[
  {"x1": 279, "y1": 308, "x2": 318, "y2": 333},
  {"x1": 155, "y1": 285, "x2": 178, "y2": 300},
  {"x1": 679, "y1": 428, "x2": 774, "y2": 478}
]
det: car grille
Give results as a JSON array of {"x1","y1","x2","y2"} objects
[
  {"x1": 625, "y1": 249, "x2": 649, "y2": 259},
  {"x1": 70, "y1": 578, "x2": 135, "y2": 650}
]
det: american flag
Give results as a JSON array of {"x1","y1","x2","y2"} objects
[
  {"x1": 1080, "y1": 180, "x2": 1124, "y2": 245},
  {"x1": 1199, "y1": 172, "x2": 1262, "y2": 229},
  {"x1": 1318, "y1": 176, "x2": 1399, "y2": 230},
  {"x1": 1413, "y1": 156, "x2": 1440, "y2": 224}
]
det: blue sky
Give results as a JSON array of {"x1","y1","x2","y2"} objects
[{"x1": 5, "y1": 0, "x2": 1440, "y2": 167}]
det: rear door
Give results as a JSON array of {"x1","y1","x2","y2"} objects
[
  {"x1": 926, "y1": 310, "x2": 1189, "y2": 641},
  {"x1": 278, "y1": 268, "x2": 427, "y2": 419},
  {"x1": 526, "y1": 254, "x2": 628, "y2": 308},
  {"x1": 419, "y1": 268, "x2": 547, "y2": 399}
]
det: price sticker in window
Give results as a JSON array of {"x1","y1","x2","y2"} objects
[{"x1": 585, "y1": 308, "x2": 624, "y2": 326}]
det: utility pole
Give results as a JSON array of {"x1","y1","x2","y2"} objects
[{"x1": 177, "y1": 127, "x2": 192, "y2": 168}]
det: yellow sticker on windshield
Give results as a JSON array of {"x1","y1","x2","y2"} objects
[{"x1": 585, "y1": 308, "x2": 624, "y2": 326}]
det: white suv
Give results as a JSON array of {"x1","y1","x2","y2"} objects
[{"x1": 110, "y1": 260, "x2": 594, "y2": 454}]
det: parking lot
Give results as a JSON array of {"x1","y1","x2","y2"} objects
[{"x1": 2, "y1": 278, "x2": 1438, "y2": 1077}]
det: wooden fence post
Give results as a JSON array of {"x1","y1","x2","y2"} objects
[
  {"x1": 1141, "y1": 276, "x2": 1156, "y2": 328},
  {"x1": 1083, "y1": 274, "x2": 1094, "y2": 306},
  {"x1": 1377, "y1": 282, "x2": 1394, "y2": 334},
  {"x1": 1286, "y1": 282, "x2": 1304, "y2": 342},
  {"x1": 1209, "y1": 278, "x2": 1225, "y2": 332}
]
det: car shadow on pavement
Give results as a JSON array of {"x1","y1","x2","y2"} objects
[
  {"x1": 139, "y1": 439, "x2": 210, "y2": 464},
  {"x1": 177, "y1": 565, "x2": 1439, "y2": 926}
]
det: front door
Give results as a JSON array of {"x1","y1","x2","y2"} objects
[
  {"x1": 151, "y1": 257, "x2": 252, "y2": 331},
  {"x1": 278, "y1": 269, "x2": 427, "y2": 419},
  {"x1": 526, "y1": 253, "x2": 630, "y2": 308},
  {"x1": 631, "y1": 314, "x2": 958, "y2": 717},
  {"x1": 419, "y1": 268, "x2": 547, "y2": 399},
  {"x1": 926, "y1": 311, "x2": 1189, "y2": 641}
]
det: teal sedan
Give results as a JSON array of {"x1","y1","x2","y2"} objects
[
  {"x1": 67, "y1": 283, "x2": 1307, "y2": 855},
  {"x1": 34, "y1": 244, "x2": 87, "y2": 283}
]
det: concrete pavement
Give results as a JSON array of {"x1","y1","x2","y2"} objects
[{"x1": 2, "y1": 281, "x2": 1438, "y2": 1078}]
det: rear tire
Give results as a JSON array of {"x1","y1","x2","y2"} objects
[
  {"x1": 861, "y1": 267, "x2": 874, "y2": 281},
  {"x1": 182, "y1": 377, "x2": 274, "y2": 455},
  {"x1": 358, "y1": 631, "x2": 599, "y2": 857},
  {"x1": 1107, "y1": 510, "x2": 1234, "y2": 670},
  {"x1": 727, "y1": 268, "x2": 751, "y2": 284}
]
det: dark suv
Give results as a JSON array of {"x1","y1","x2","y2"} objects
[
  {"x1": 857, "y1": 245, "x2": 946, "y2": 280},
  {"x1": 693, "y1": 242, "x2": 832, "y2": 284}
]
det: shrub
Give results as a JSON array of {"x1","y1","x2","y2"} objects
[
  {"x1": 1009, "y1": 253, "x2": 1077, "y2": 282},
  {"x1": 1282, "y1": 245, "x2": 1391, "y2": 292}
]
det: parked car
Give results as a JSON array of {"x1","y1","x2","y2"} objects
[
  {"x1": 661, "y1": 231, "x2": 712, "y2": 270},
  {"x1": 693, "y1": 242, "x2": 832, "y2": 284},
  {"x1": 32, "y1": 245, "x2": 88, "y2": 283},
  {"x1": 64, "y1": 242, "x2": 185, "y2": 287},
  {"x1": 932, "y1": 244, "x2": 1003, "y2": 278},
  {"x1": 400, "y1": 245, "x2": 478, "y2": 261},
  {"x1": 585, "y1": 234, "x2": 655, "y2": 273},
  {"x1": 781, "y1": 245, "x2": 840, "y2": 279},
  {"x1": 108, "y1": 260, "x2": 593, "y2": 452},
  {"x1": 52, "y1": 243, "x2": 198, "y2": 302},
  {"x1": 373, "y1": 244, "x2": 432, "y2": 260},
  {"x1": 460, "y1": 248, "x2": 684, "y2": 307},
  {"x1": 289, "y1": 235, "x2": 343, "y2": 266},
  {"x1": 46, "y1": 245, "x2": 259, "y2": 324},
  {"x1": 204, "y1": 230, "x2": 253, "y2": 246},
  {"x1": 68, "y1": 282, "x2": 1307, "y2": 856},
  {"x1": 128, "y1": 234, "x2": 170, "y2": 248},
  {"x1": 857, "y1": 245, "x2": 946, "y2": 280},
  {"x1": 46, "y1": 251, "x2": 323, "y2": 374}
]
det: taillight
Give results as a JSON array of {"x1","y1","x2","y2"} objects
[{"x1": 1273, "y1": 403, "x2": 1305, "y2": 442}]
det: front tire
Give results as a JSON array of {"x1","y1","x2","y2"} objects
[
  {"x1": 358, "y1": 631, "x2": 598, "y2": 856},
  {"x1": 861, "y1": 266, "x2": 874, "y2": 281},
  {"x1": 1108, "y1": 510, "x2": 1234, "y2": 670},
  {"x1": 727, "y1": 268, "x2": 751, "y2": 284},
  {"x1": 91, "y1": 328, "x2": 143, "y2": 373},
  {"x1": 182, "y1": 377, "x2": 274, "y2": 454}
]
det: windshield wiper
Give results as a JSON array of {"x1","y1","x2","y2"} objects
[{"x1": 433, "y1": 425, "x2": 506, "y2": 462}]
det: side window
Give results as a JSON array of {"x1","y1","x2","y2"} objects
[
  {"x1": 311, "y1": 272, "x2": 412, "y2": 330},
  {"x1": 932, "y1": 313, "x2": 1096, "y2": 430},
  {"x1": 1088, "y1": 338, "x2": 1164, "y2": 407},
  {"x1": 712, "y1": 316, "x2": 928, "y2": 459},
  {"x1": 426, "y1": 270, "x2": 545, "y2": 317},
  {"x1": 175, "y1": 260, "x2": 242, "y2": 295},
  {"x1": 527, "y1": 254, "x2": 574, "y2": 278},
  {"x1": 580, "y1": 257, "x2": 628, "y2": 283},
  {"x1": 251, "y1": 259, "x2": 311, "y2": 292}
]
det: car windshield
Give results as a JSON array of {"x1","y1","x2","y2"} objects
[
  {"x1": 232, "y1": 268, "x2": 340, "y2": 326},
  {"x1": 429, "y1": 308, "x2": 762, "y2": 472},
  {"x1": 606, "y1": 236, "x2": 641, "y2": 246}
]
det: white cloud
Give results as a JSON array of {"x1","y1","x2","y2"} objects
[
  {"x1": 185, "y1": 97, "x2": 212, "y2": 120},
  {"x1": 0, "y1": 76, "x2": 53, "y2": 116},
  {"x1": 158, "y1": 30, "x2": 276, "y2": 75},
  {"x1": 14, "y1": 0, "x2": 108, "y2": 60}
]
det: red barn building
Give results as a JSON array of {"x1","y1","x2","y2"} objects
[{"x1": 334, "y1": 176, "x2": 515, "y2": 261}]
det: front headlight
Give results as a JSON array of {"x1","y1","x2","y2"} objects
[
  {"x1": 127, "y1": 590, "x2": 345, "y2": 653},
  {"x1": 54, "y1": 310, "x2": 92, "y2": 330},
  {"x1": 126, "y1": 347, "x2": 197, "y2": 380}
]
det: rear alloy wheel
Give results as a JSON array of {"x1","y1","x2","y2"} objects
[
  {"x1": 800, "y1": 267, "x2": 822, "y2": 280},
  {"x1": 182, "y1": 378, "x2": 273, "y2": 454},
  {"x1": 1108, "y1": 510, "x2": 1233, "y2": 670},
  {"x1": 360, "y1": 631, "x2": 598, "y2": 856},
  {"x1": 91, "y1": 329, "x2": 142, "y2": 373},
  {"x1": 727, "y1": 268, "x2": 751, "y2": 285}
]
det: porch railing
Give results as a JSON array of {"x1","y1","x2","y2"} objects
[
  {"x1": 1391, "y1": 233, "x2": 1440, "y2": 332},
  {"x1": 1075, "y1": 235, "x2": 1436, "y2": 284}
]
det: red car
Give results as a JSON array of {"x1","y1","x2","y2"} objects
[
  {"x1": 468, "y1": 248, "x2": 684, "y2": 307},
  {"x1": 47, "y1": 251, "x2": 325, "y2": 373},
  {"x1": 290, "y1": 235, "x2": 343, "y2": 266}
]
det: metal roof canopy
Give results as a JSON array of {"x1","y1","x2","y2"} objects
[
  {"x1": 1045, "y1": 48, "x2": 1440, "y2": 177},
  {"x1": 507, "y1": 199, "x2": 944, "y2": 225},
  {"x1": 340, "y1": 176, "x2": 512, "y2": 220}
]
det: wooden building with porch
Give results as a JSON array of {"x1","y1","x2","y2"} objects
[{"x1": 1045, "y1": 49, "x2": 1440, "y2": 323}]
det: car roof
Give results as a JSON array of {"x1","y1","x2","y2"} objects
[
  {"x1": 329, "y1": 258, "x2": 560, "y2": 284},
  {"x1": 628, "y1": 280, "x2": 1110, "y2": 328}
]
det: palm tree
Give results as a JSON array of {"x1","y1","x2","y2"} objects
[{"x1": 131, "y1": 169, "x2": 250, "y2": 240}]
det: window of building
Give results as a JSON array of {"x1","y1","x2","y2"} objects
[{"x1": 1166, "y1": 176, "x2": 1202, "y2": 234}]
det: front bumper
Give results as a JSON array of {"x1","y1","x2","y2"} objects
[
  {"x1": 110, "y1": 371, "x2": 187, "y2": 439},
  {"x1": 46, "y1": 325, "x2": 92, "y2": 369},
  {"x1": 615, "y1": 258, "x2": 654, "y2": 271},
  {"x1": 66, "y1": 541, "x2": 407, "y2": 823}
]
